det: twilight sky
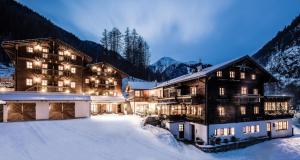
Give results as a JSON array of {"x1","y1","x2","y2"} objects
[{"x1": 19, "y1": 0, "x2": 300, "y2": 64}]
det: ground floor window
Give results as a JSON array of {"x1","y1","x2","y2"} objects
[
  {"x1": 179, "y1": 124, "x2": 184, "y2": 132},
  {"x1": 275, "y1": 121, "x2": 288, "y2": 131},
  {"x1": 243, "y1": 125, "x2": 259, "y2": 134},
  {"x1": 214, "y1": 127, "x2": 234, "y2": 136}
]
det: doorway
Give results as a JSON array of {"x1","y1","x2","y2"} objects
[{"x1": 267, "y1": 122, "x2": 272, "y2": 138}]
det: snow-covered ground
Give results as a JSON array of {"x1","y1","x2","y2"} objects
[{"x1": 0, "y1": 115, "x2": 299, "y2": 160}]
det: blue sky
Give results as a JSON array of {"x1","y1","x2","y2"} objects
[{"x1": 19, "y1": 0, "x2": 300, "y2": 64}]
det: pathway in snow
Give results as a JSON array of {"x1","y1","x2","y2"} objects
[{"x1": 0, "y1": 115, "x2": 299, "y2": 160}]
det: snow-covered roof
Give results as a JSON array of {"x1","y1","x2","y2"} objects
[
  {"x1": 127, "y1": 81, "x2": 157, "y2": 90},
  {"x1": 90, "y1": 96, "x2": 126, "y2": 103},
  {"x1": 0, "y1": 91, "x2": 90, "y2": 101},
  {"x1": 156, "y1": 55, "x2": 274, "y2": 88}
]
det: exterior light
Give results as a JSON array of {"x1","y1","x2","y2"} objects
[
  {"x1": 92, "y1": 66, "x2": 97, "y2": 70},
  {"x1": 107, "y1": 68, "x2": 112, "y2": 72},
  {"x1": 64, "y1": 64, "x2": 70, "y2": 70},
  {"x1": 91, "y1": 77, "x2": 95, "y2": 81},
  {"x1": 0, "y1": 87, "x2": 6, "y2": 92}
]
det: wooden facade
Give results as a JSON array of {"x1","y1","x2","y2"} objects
[
  {"x1": 155, "y1": 56, "x2": 293, "y2": 125},
  {"x1": 1, "y1": 38, "x2": 127, "y2": 96}
]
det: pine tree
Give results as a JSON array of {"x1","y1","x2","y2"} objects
[{"x1": 100, "y1": 29, "x2": 109, "y2": 50}]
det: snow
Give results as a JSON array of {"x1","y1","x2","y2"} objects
[
  {"x1": 0, "y1": 115, "x2": 300, "y2": 160},
  {"x1": 127, "y1": 81, "x2": 157, "y2": 90},
  {"x1": 90, "y1": 95, "x2": 126, "y2": 103},
  {"x1": 149, "y1": 57, "x2": 179, "y2": 73}
]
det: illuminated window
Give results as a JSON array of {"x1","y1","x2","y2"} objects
[
  {"x1": 240, "y1": 72, "x2": 245, "y2": 79},
  {"x1": 241, "y1": 87, "x2": 247, "y2": 95},
  {"x1": 26, "y1": 47, "x2": 33, "y2": 53},
  {"x1": 114, "y1": 81, "x2": 118, "y2": 85},
  {"x1": 275, "y1": 121, "x2": 288, "y2": 131},
  {"x1": 253, "y1": 89, "x2": 258, "y2": 95},
  {"x1": 219, "y1": 87, "x2": 225, "y2": 96},
  {"x1": 85, "y1": 79, "x2": 90, "y2": 84},
  {"x1": 214, "y1": 128, "x2": 234, "y2": 136},
  {"x1": 251, "y1": 74, "x2": 256, "y2": 80},
  {"x1": 58, "y1": 65, "x2": 64, "y2": 71},
  {"x1": 58, "y1": 81, "x2": 63, "y2": 87},
  {"x1": 218, "y1": 106, "x2": 225, "y2": 116},
  {"x1": 230, "y1": 71, "x2": 235, "y2": 78},
  {"x1": 240, "y1": 106, "x2": 246, "y2": 115},
  {"x1": 42, "y1": 53, "x2": 48, "y2": 58},
  {"x1": 41, "y1": 80, "x2": 47, "y2": 86},
  {"x1": 26, "y1": 79, "x2": 32, "y2": 86},
  {"x1": 71, "y1": 54, "x2": 76, "y2": 60},
  {"x1": 58, "y1": 71, "x2": 63, "y2": 76},
  {"x1": 191, "y1": 87, "x2": 197, "y2": 95},
  {"x1": 243, "y1": 125, "x2": 260, "y2": 134},
  {"x1": 42, "y1": 48, "x2": 48, "y2": 53},
  {"x1": 42, "y1": 63, "x2": 48, "y2": 69},
  {"x1": 26, "y1": 61, "x2": 33, "y2": 69},
  {"x1": 58, "y1": 51, "x2": 64, "y2": 55},
  {"x1": 198, "y1": 107, "x2": 203, "y2": 116},
  {"x1": 217, "y1": 71, "x2": 222, "y2": 77},
  {"x1": 58, "y1": 87, "x2": 63, "y2": 92},
  {"x1": 135, "y1": 91, "x2": 141, "y2": 97},
  {"x1": 254, "y1": 106, "x2": 259, "y2": 114},
  {"x1": 70, "y1": 82, "x2": 76, "y2": 88},
  {"x1": 267, "y1": 123, "x2": 271, "y2": 131},
  {"x1": 95, "y1": 79, "x2": 99, "y2": 84},
  {"x1": 59, "y1": 56, "x2": 64, "y2": 61},
  {"x1": 42, "y1": 69, "x2": 47, "y2": 74},
  {"x1": 178, "y1": 124, "x2": 184, "y2": 132},
  {"x1": 105, "y1": 80, "x2": 109, "y2": 84},
  {"x1": 71, "y1": 67, "x2": 76, "y2": 73}
]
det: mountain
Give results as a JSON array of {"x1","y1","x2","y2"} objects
[
  {"x1": 253, "y1": 14, "x2": 300, "y2": 106},
  {"x1": 149, "y1": 57, "x2": 211, "y2": 81},
  {"x1": 0, "y1": 0, "x2": 156, "y2": 80}
]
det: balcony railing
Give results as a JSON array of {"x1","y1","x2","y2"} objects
[{"x1": 233, "y1": 94, "x2": 262, "y2": 105}]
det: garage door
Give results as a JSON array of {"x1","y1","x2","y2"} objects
[
  {"x1": 49, "y1": 103, "x2": 75, "y2": 120},
  {"x1": 7, "y1": 103, "x2": 36, "y2": 122},
  {"x1": 0, "y1": 104, "x2": 3, "y2": 122}
]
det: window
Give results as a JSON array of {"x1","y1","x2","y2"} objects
[
  {"x1": 135, "y1": 91, "x2": 141, "y2": 97},
  {"x1": 42, "y1": 69, "x2": 47, "y2": 74},
  {"x1": 243, "y1": 125, "x2": 260, "y2": 134},
  {"x1": 219, "y1": 87, "x2": 225, "y2": 96},
  {"x1": 26, "y1": 79, "x2": 32, "y2": 86},
  {"x1": 26, "y1": 61, "x2": 33, "y2": 69},
  {"x1": 253, "y1": 89, "x2": 258, "y2": 95},
  {"x1": 58, "y1": 81, "x2": 63, "y2": 87},
  {"x1": 218, "y1": 106, "x2": 225, "y2": 116},
  {"x1": 42, "y1": 63, "x2": 48, "y2": 69},
  {"x1": 251, "y1": 74, "x2": 256, "y2": 80},
  {"x1": 95, "y1": 80, "x2": 99, "y2": 84},
  {"x1": 58, "y1": 71, "x2": 63, "y2": 76},
  {"x1": 105, "y1": 80, "x2": 109, "y2": 84},
  {"x1": 240, "y1": 106, "x2": 246, "y2": 115},
  {"x1": 70, "y1": 82, "x2": 76, "y2": 88},
  {"x1": 177, "y1": 89, "x2": 181, "y2": 96},
  {"x1": 71, "y1": 54, "x2": 76, "y2": 60},
  {"x1": 58, "y1": 65, "x2": 64, "y2": 71},
  {"x1": 179, "y1": 124, "x2": 184, "y2": 132},
  {"x1": 85, "y1": 79, "x2": 90, "y2": 84},
  {"x1": 254, "y1": 106, "x2": 259, "y2": 114},
  {"x1": 114, "y1": 81, "x2": 118, "y2": 85},
  {"x1": 191, "y1": 87, "x2": 197, "y2": 95},
  {"x1": 241, "y1": 87, "x2": 247, "y2": 95},
  {"x1": 71, "y1": 67, "x2": 76, "y2": 73},
  {"x1": 198, "y1": 107, "x2": 203, "y2": 116},
  {"x1": 275, "y1": 121, "x2": 288, "y2": 131},
  {"x1": 26, "y1": 47, "x2": 33, "y2": 53},
  {"x1": 240, "y1": 72, "x2": 245, "y2": 79},
  {"x1": 42, "y1": 53, "x2": 48, "y2": 58},
  {"x1": 59, "y1": 56, "x2": 64, "y2": 61},
  {"x1": 41, "y1": 80, "x2": 47, "y2": 86},
  {"x1": 214, "y1": 128, "x2": 234, "y2": 136},
  {"x1": 58, "y1": 51, "x2": 64, "y2": 55},
  {"x1": 217, "y1": 71, "x2": 222, "y2": 77},
  {"x1": 230, "y1": 71, "x2": 235, "y2": 78},
  {"x1": 42, "y1": 48, "x2": 48, "y2": 53}
]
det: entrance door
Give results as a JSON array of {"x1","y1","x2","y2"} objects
[
  {"x1": 267, "y1": 122, "x2": 272, "y2": 138},
  {"x1": 191, "y1": 124, "x2": 195, "y2": 141},
  {"x1": 179, "y1": 123, "x2": 184, "y2": 139},
  {"x1": 0, "y1": 104, "x2": 3, "y2": 122}
]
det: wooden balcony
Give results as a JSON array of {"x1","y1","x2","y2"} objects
[{"x1": 233, "y1": 94, "x2": 262, "y2": 105}]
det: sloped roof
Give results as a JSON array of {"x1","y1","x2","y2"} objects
[
  {"x1": 0, "y1": 91, "x2": 90, "y2": 101},
  {"x1": 156, "y1": 55, "x2": 276, "y2": 88},
  {"x1": 127, "y1": 81, "x2": 157, "y2": 90}
]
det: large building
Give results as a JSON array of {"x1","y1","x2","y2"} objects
[
  {"x1": 0, "y1": 38, "x2": 128, "y2": 122},
  {"x1": 127, "y1": 56, "x2": 293, "y2": 145}
]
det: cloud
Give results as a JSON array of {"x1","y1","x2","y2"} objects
[{"x1": 61, "y1": 0, "x2": 231, "y2": 43}]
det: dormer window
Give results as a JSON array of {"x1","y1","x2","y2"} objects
[
  {"x1": 241, "y1": 87, "x2": 248, "y2": 95},
  {"x1": 251, "y1": 74, "x2": 256, "y2": 80},
  {"x1": 217, "y1": 71, "x2": 222, "y2": 77},
  {"x1": 230, "y1": 71, "x2": 235, "y2": 78},
  {"x1": 26, "y1": 47, "x2": 33, "y2": 53},
  {"x1": 240, "y1": 72, "x2": 245, "y2": 79}
]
